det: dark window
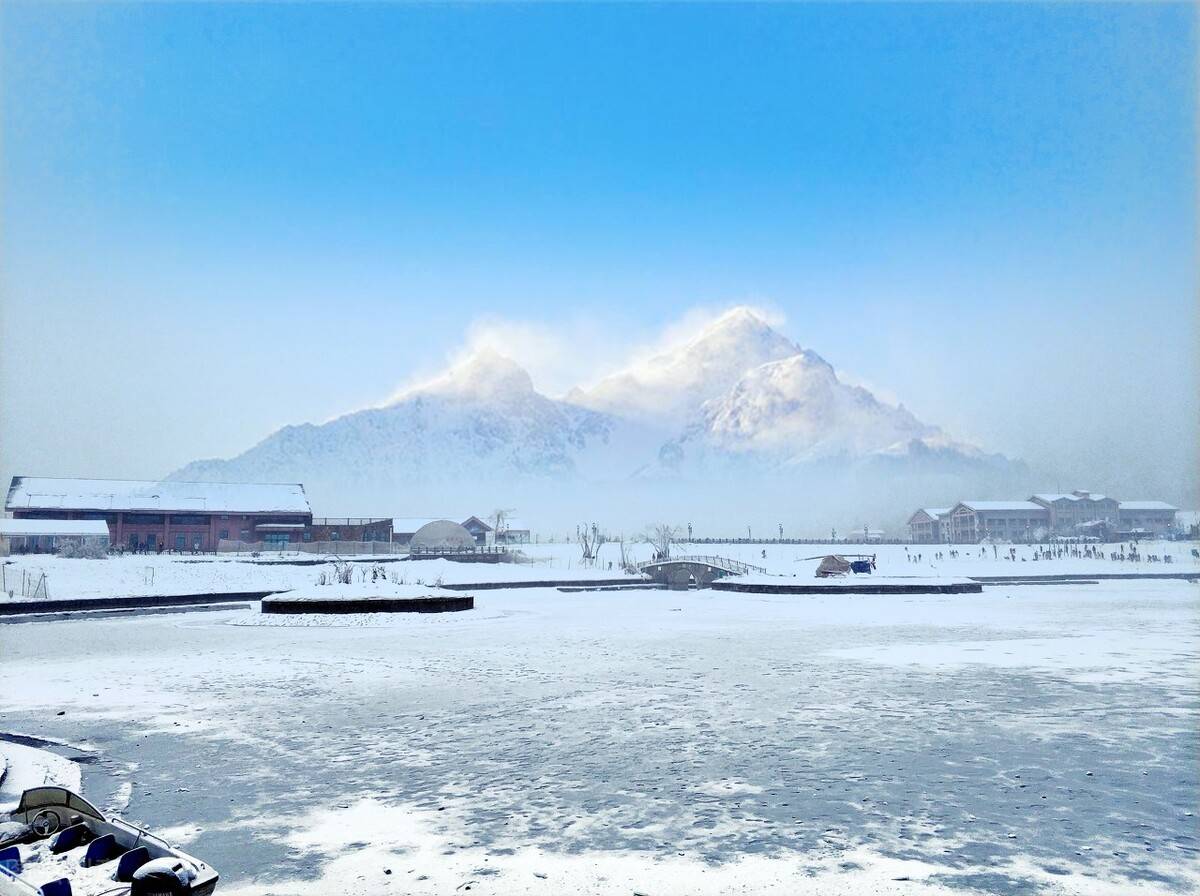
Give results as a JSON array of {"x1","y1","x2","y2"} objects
[
  {"x1": 240, "y1": 529, "x2": 250, "y2": 541},
  {"x1": 175, "y1": 535, "x2": 186, "y2": 551},
  {"x1": 172, "y1": 514, "x2": 208, "y2": 526},
  {"x1": 303, "y1": 531, "x2": 312, "y2": 542},
  {"x1": 126, "y1": 514, "x2": 165, "y2": 525},
  {"x1": 219, "y1": 529, "x2": 229, "y2": 540}
]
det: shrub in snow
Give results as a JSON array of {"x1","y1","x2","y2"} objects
[
  {"x1": 316, "y1": 560, "x2": 355, "y2": 586},
  {"x1": 57, "y1": 540, "x2": 107, "y2": 560}
]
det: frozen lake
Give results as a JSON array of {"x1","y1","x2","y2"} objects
[{"x1": 2, "y1": 579, "x2": 1198, "y2": 894}]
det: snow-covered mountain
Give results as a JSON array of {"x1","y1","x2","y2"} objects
[
  {"x1": 657, "y1": 350, "x2": 979, "y2": 472},
  {"x1": 172, "y1": 351, "x2": 621, "y2": 512},
  {"x1": 170, "y1": 307, "x2": 1028, "y2": 525},
  {"x1": 569, "y1": 307, "x2": 800, "y2": 425}
]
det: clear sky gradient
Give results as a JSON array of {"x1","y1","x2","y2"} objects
[{"x1": 1, "y1": 3, "x2": 1196, "y2": 504}]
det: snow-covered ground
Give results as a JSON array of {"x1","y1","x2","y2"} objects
[
  {"x1": 0, "y1": 551, "x2": 630, "y2": 603},
  {"x1": 1, "y1": 577, "x2": 1197, "y2": 895},
  {"x1": 2, "y1": 539, "x2": 1195, "y2": 603}
]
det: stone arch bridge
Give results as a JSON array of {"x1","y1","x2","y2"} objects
[{"x1": 637, "y1": 555, "x2": 767, "y2": 589}]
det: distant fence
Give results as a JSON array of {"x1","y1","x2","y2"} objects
[
  {"x1": 218, "y1": 539, "x2": 408, "y2": 556},
  {"x1": 409, "y1": 546, "x2": 512, "y2": 558}
]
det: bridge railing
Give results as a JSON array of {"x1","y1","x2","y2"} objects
[{"x1": 636, "y1": 554, "x2": 768, "y2": 575}]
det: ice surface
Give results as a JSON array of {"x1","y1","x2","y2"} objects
[{"x1": 1, "y1": 573, "x2": 1197, "y2": 894}]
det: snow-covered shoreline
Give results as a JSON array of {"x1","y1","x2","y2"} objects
[
  {"x1": 2, "y1": 539, "x2": 1194, "y2": 605},
  {"x1": 0, "y1": 740, "x2": 81, "y2": 814}
]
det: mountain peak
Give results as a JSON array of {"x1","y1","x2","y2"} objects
[
  {"x1": 397, "y1": 349, "x2": 536, "y2": 403},
  {"x1": 573, "y1": 305, "x2": 800, "y2": 424},
  {"x1": 694, "y1": 352, "x2": 935, "y2": 460},
  {"x1": 679, "y1": 306, "x2": 798, "y2": 367},
  {"x1": 696, "y1": 305, "x2": 774, "y2": 338}
]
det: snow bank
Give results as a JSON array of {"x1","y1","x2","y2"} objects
[
  {"x1": 271, "y1": 581, "x2": 463, "y2": 601},
  {"x1": 0, "y1": 741, "x2": 81, "y2": 813},
  {"x1": 727, "y1": 572, "x2": 977, "y2": 589}
]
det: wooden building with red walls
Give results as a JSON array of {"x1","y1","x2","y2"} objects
[{"x1": 5, "y1": 476, "x2": 312, "y2": 552}]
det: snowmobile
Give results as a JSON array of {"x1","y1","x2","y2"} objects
[{"x1": 0, "y1": 786, "x2": 218, "y2": 896}]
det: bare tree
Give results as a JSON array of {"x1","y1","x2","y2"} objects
[
  {"x1": 491, "y1": 508, "x2": 516, "y2": 545},
  {"x1": 577, "y1": 522, "x2": 604, "y2": 565},
  {"x1": 645, "y1": 523, "x2": 680, "y2": 561}
]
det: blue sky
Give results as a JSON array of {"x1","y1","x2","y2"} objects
[{"x1": 1, "y1": 3, "x2": 1196, "y2": 502}]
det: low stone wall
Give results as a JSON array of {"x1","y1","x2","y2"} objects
[
  {"x1": 713, "y1": 580, "x2": 983, "y2": 595},
  {"x1": 261, "y1": 595, "x2": 474, "y2": 614},
  {"x1": 439, "y1": 578, "x2": 643, "y2": 591},
  {"x1": 0, "y1": 591, "x2": 279, "y2": 616},
  {"x1": 970, "y1": 571, "x2": 1200, "y2": 583}
]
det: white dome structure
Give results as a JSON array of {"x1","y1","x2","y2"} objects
[{"x1": 409, "y1": 519, "x2": 477, "y2": 551}]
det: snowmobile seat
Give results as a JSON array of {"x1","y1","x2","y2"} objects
[
  {"x1": 38, "y1": 878, "x2": 72, "y2": 896},
  {"x1": 82, "y1": 833, "x2": 123, "y2": 866},
  {"x1": 116, "y1": 846, "x2": 151, "y2": 881},
  {"x1": 0, "y1": 845, "x2": 22, "y2": 876},
  {"x1": 49, "y1": 823, "x2": 91, "y2": 854}
]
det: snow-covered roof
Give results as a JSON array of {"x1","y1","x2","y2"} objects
[
  {"x1": 1031, "y1": 492, "x2": 1111, "y2": 504},
  {"x1": 906, "y1": 508, "x2": 949, "y2": 524},
  {"x1": 5, "y1": 477, "x2": 311, "y2": 515},
  {"x1": 1118, "y1": 501, "x2": 1178, "y2": 511},
  {"x1": 503, "y1": 518, "x2": 529, "y2": 531},
  {"x1": 0, "y1": 518, "x2": 110, "y2": 537},
  {"x1": 958, "y1": 501, "x2": 1044, "y2": 512}
]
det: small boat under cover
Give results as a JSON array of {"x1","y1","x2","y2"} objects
[{"x1": 0, "y1": 786, "x2": 218, "y2": 896}]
